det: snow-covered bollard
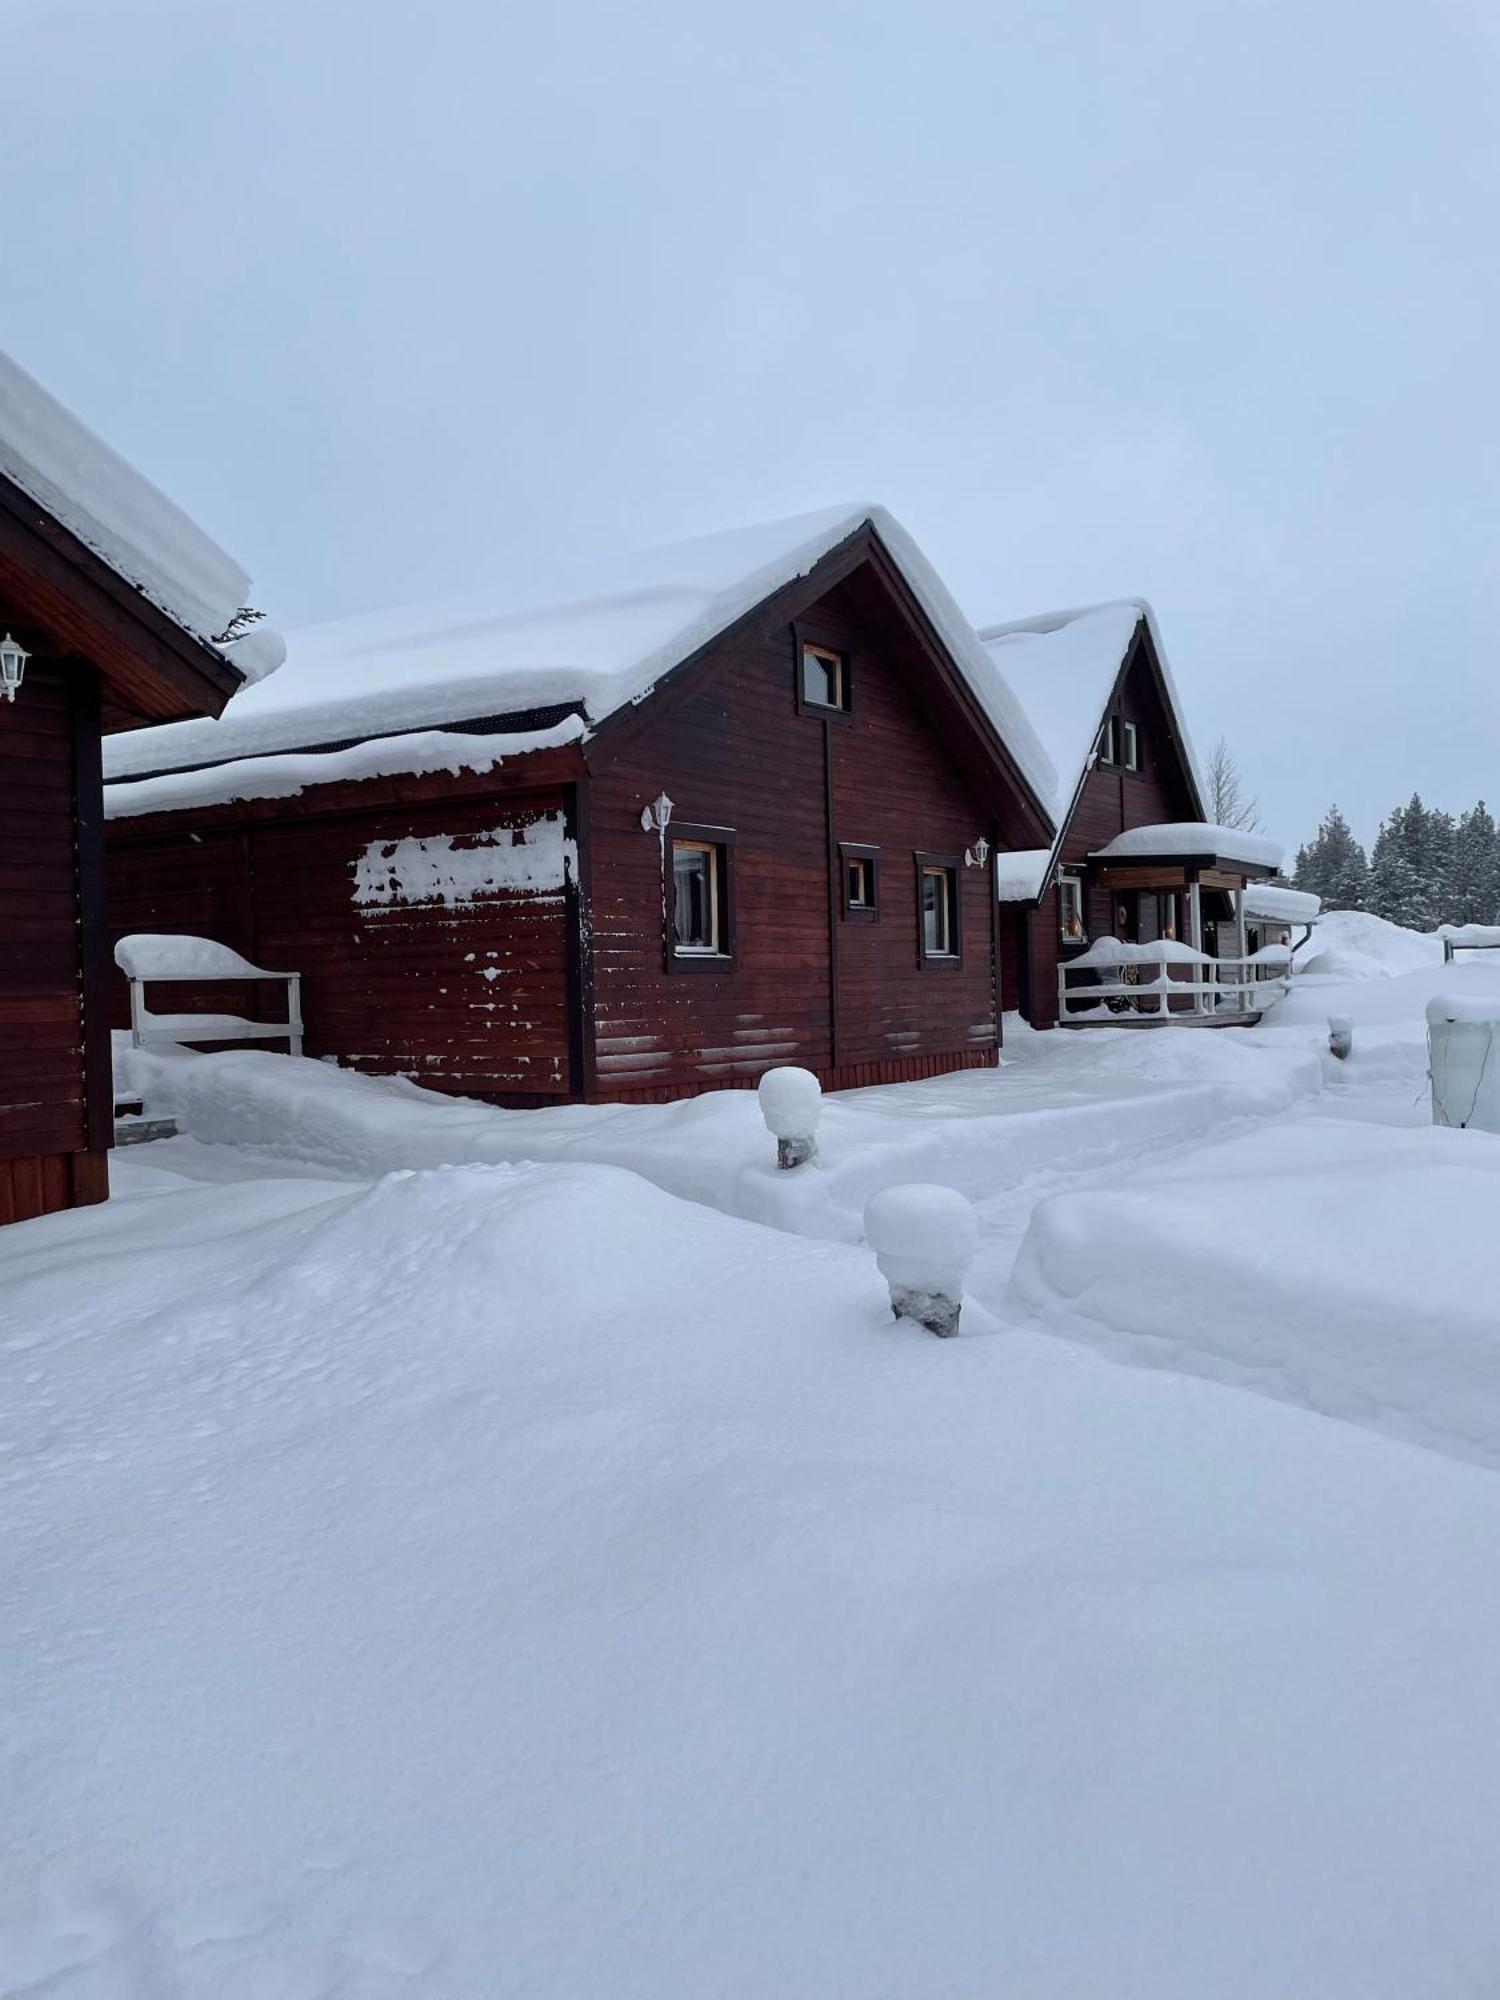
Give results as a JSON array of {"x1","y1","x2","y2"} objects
[
  {"x1": 863, "y1": 1184, "x2": 978, "y2": 1338},
  {"x1": 1427, "y1": 996, "x2": 1500, "y2": 1131},
  {"x1": 1328, "y1": 1014, "x2": 1353, "y2": 1061},
  {"x1": 758, "y1": 1065, "x2": 822, "y2": 1169}
]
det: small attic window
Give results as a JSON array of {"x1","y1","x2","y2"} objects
[
  {"x1": 800, "y1": 642, "x2": 850, "y2": 713},
  {"x1": 1121, "y1": 720, "x2": 1140, "y2": 771}
]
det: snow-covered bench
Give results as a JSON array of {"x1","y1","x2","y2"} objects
[{"x1": 115, "y1": 933, "x2": 303, "y2": 1057}]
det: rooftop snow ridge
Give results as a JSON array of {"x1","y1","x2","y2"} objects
[
  {"x1": 102, "y1": 504, "x2": 1058, "y2": 815},
  {"x1": 975, "y1": 596, "x2": 1208, "y2": 896},
  {"x1": 0, "y1": 347, "x2": 280, "y2": 683}
]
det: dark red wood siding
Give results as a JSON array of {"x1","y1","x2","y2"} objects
[
  {"x1": 586, "y1": 567, "x2": 1004, "y2": 1100},
  {"x1": 105, "y1": 551, "x2": 1046, "y2": 1107},
  {"x1": 0, "y1": 657, "x2": 108, "y2": 1220},
  {"x1": 109, "y1": 791, "x2": 576, "y2": 1101}
]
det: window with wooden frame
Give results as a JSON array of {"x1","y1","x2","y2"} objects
[
  {"x1": 668, "y1": 828, "x2": 735, "y2": 969},
  {"x1": 916, "y1": 854, "x2": 961, "y2": 965},
  {"x1": 839, "y1": 843, "x2": 879, "y2": 920},
  {"x1": 1058, "y1": 871, "x2": 1086, "y2": 943},
  {"x1": 798, "y1": 639, "x2": 852, "y2": 714}
]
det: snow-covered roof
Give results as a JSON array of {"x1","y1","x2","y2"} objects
[
  {"x1": 0, "y1": 348, "x2": 282, "y2": 684},
  {"x1": 1090, "y1": 822, "x2": 1284, "y2": 871},
  {"x1": 995, "y1": 847, "x2": 1054, "y2": 903},
  {"x1": 103, "y1": 506, "x2": 1055, "y2": 811},
  {"x1": 1245, "y1": 883, "x2": 1320, "y2": 925},
  {"x1": 105, "y1": 719, "x2": 584, "y2": 822},
  {"x1": 975, "y1": 599, "x2": 1206, "y2": 900}
]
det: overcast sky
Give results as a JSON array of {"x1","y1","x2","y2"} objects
[{"x1": 4, "y1": 0, "x2": 1496, "y2": 847}]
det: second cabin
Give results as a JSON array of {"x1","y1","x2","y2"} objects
[
  {"x1": 982, "y1": 603, "x2": 1297, "y2": 1027},
  {"x1": 103, "y1": 508, "x2": 1055, "y2": 1104}
]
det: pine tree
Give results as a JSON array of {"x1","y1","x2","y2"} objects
[
  {"x1": 1368, "y1": 797, "x2": 1445, "y2": 928},
  {"x1": 1293, "y1": 806, "x2": 1368, "y2": 911},
  {"x1": 1449, "y1": 802, "x2": 1500, "y2": 925}
]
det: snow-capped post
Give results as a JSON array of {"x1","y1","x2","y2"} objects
[
  {"x1": 863, "y1": 1184, "x2": 978, "y2": 1338},
  {"x1": 758, "y1": 1065, "x2": 821, "y2": 1169},
  {"x1": 1427, "y1": 996, "x2": 1500, "y2": 1132},
  {"x1": 1328, "y1": 1014, "x2": 1353, "y2": 1061}
]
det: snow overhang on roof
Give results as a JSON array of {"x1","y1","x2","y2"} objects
[
  {"x1": 1089, "y1": 822, "x2": 1285, "y2": 877},
  {"x1": 0, "y1": 347, "x2": 283, "y2": 689},
  {"x1": 102, "y1": 504, "x2": 1057, "y2": 818},
  {"x1": 995, "y1": 848, "x2": 1054, "y2": 903},
  {"x1": 1245, "y1": 883, "x2": 1320, "y2": 924},
  {"x1": 974, "y1": 598, "x2": 1207, "y2": 903}
]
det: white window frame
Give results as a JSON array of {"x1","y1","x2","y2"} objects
[
  {"x1": 671, "y1": 839, "x2": 723, "y2": 956},
  {"x1": 920, "y1": 864, "x2": 956, "y2": 958},
  {"x1": 1121, "y1": 719, "x2": 1140, "y2": 771},
  {"x1": 1059, "y1": 871, "x2": 1086, "y2": 942}
]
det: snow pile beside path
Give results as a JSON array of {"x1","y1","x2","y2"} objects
[
  {"x1": 122, "y1": 1026, "x2": 1324, "y2": 1246},
  {"x1": 1011, "y1": 1119, "x2": 1500, "y2": 1468},
  {"x1": 1301, "y1": 908, "x2": 1441, "y2": 981},
  {"x1": 8, "y1": 1157, "x2": 1500, "y2": 1994}
]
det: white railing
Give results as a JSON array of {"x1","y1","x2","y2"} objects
[{"x1": 1058, "y1": 942, "x2": 1292, "y2": 1023}]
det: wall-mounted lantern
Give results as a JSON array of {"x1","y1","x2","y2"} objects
[
  {"x1": 640, "y1": 792, "x2": 675, "y2": 834},
  {"x1": 964, "y1": 836, "x2": 991, "y2": 870},
  {"x1": 0, "y1": 634, "x2": 29, "y2": 704}
]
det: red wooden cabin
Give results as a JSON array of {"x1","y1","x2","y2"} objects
[
  {"x1": 0, "y1": 352, "x2": 271, "y2": 1223},
  {"x1": 982, "y1": 602, "x2": 1284, "y2": 1027},
  {"x1": 104, "y1": 508, "x2": 1056, "y2": 1104}
]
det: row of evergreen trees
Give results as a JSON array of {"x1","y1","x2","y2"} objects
[{"x1": 1292, "y1": 797, "x2": 1500, "y2": 930}]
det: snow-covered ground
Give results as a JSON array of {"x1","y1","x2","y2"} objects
[{"x1": 9, "y1": 909, "x2": 1500, "y2": 1996}]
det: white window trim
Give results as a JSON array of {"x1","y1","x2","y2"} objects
[
  {"x1": 1059, "y1": 870, "x2": 1087, "y2": 942},
  {"x1": 921, "y1": 865, "x2": 956, "y2": 957},
  {"x1": 672, "y1": 838, "x2": 723, "y2": 956}
]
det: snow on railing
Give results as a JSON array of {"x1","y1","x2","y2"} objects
[
  {"x1": 114, "y1": 933, "x2": 303, "y2": 1057},
  {"x1": 1057, "y1": 941, "x2": 1293, "y2": 1023}
]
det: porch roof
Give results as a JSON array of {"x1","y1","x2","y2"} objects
[
  {"x1": 1088, "y1": 821, "x2": 1284, "y2": 879},
  {"x1": 1245, "y1": 882, "x2": 1320, "y2": 925}
]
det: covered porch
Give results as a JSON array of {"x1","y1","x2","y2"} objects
[{"x1": 1057, "y1": 822, "x2": 1290, "y2": 1026}]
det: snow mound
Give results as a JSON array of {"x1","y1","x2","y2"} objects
[
  {"x1": 864, "y1": 1182, "x2": 978, "y2": 1293},
  {"x1": 1011, "y1": 1120, "x2": 1500, "y2": 1469},
  {"x1": 1300, "y1": 909, "x2": 1441, "y2": 982},
  {"x1": 8, "y1": 1151, "x2": 1500, "y2": 1993},
  {"x1": 756, "y1": 1065, "x2": 822, "y2": 1142}
]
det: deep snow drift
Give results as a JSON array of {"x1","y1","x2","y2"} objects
[
  {"x1": 14, "y1": 908, "x2": 1500, "y2": 1994},
  {"x1": 6, "y1": 1150, "x2": 1500, "y2": 1998},
  {"x1": 1011, "y1": 1118, "x2": 1500, "y2": 1467}
]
